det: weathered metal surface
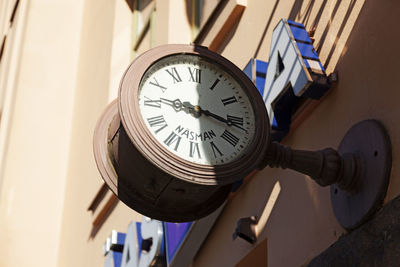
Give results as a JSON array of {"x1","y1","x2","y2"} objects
[
  {"x1": 331, "y1": 120, "x2": 392, "y2": 230},
  {"x1": 262, "y1": 119, "x2": 391, "y2": 230},
  {"x1": 93, "y1": 101, "x2": 231, "y2": 222}
]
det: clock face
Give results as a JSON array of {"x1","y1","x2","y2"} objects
[{"x1": 138, "y1": 54, "x2": 256, "y2": 165}]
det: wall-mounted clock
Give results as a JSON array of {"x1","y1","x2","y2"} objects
[
  {"x1": 94, "y1": 44, "x2": 270, "y2": 222},
  {"x1": 95, "y1": 44, "x2": 392, "y2": 230}
]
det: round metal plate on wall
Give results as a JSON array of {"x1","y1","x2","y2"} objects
[{"x1": 331, "y1": 120, "x2": 392, "y2": 230}]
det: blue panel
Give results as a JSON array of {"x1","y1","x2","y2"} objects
[
  {"x1": 233, "y1": 58, "x2": 268, "y2": 189},
  {"x1": 164, "y1": 222, "x2": 193, "y2": 264},
  {"x1": 296, "y1": 42, "x2": 319, "y2": 60},
  {"x1": 136, "y1": 222, "x2": 142, "y2": 258},
  {"x1": 290, "y1": 26, "x2": 312, "y2": 43},
  {"x1": 287, "y1": 19, "x2": 305, "y2": 28},
  {"x1": 243, "y1": 59, "x2": 253, "y2": 79},
  {"x1": 113, "y1": 251, "x2": 123, "y2": 267},
  {"x1": 116, "y1": 233, "x2": 126, "y2": 246},
  {"x1": 160, "y1": 234, "x2": 165, "y2": 258},
  {"x1": 243, "y1": 58, "x2": 268, "y2": 96},
  {"x1": 303, "y1": 59, "x2": 310, "y2": 69},
  {"x1": 255, "y1": 60, "x2": 268, "y2": 96},
  {"x1": 272, "y1": 116, "x2": 278, "y2": 128}
]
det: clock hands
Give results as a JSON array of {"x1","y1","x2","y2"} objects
[
  {"x1": 160, "y1": 98, "x2": 190, "y2": 114},
  {"x1": 160, "y1": 98, "x2": 248, "y2": 133},
  {"x1": 183, "y1": 101, "x2": 228, "y2": 123},
  {"x1": 202, "y1": 109, "x2": 248, "y2": 133}
]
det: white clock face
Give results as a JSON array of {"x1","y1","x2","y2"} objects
[{"x1": 138, "y1": 54, "x2": 256, "y2": 165}]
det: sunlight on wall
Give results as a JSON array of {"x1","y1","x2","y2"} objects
[{"x1": 255, "y1": 181, "x2": 281, "y2": 237}]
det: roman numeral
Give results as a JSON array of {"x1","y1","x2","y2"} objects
[
  {"x1": 147, "y1": 115, "x2": 168, "y2": 134},
  {"x1": 189, "y1": 141, "x2": 201, "y2": 158},
  {"x1": 166, "y1": 67, "x2": 182, "y2": 83},
  {"x1": 188, "y1": 67, "x2": 201, "y2": 83},
  {"x1": 149, "y1": 77, "x2": 167, "y2": 92},
  {"x1": 209, "y1": 79, "x2": 220, "y2": 90},
  {"x1": 220, "y1": 130, "x2": 239, "y2": 147},
  {"x1": 221, "y1": 96, "x2": 237, "y2": 106},
  {"x1": 144, "y1": 96, "x2": 161, "y2": 108},
  {"x1": 164, "y1": 132, "x2": 182, "y2": 151},
  {"x1": 210, "y1": 141, "x2": 223, "y2": 158},
  {"x1": 227, "y1": 115, "x2": 243, "y2": 127}
]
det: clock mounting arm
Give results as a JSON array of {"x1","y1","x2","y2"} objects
[
  {"x1": 261, "y1": 141, "x2": 361, "y2": 191},
  {"x1": 258, "y1": 119, "x2": 392, "y2": 230}
]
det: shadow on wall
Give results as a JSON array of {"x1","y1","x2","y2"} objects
[
  {"x1": 246, "y1": 0, "x2": 367, "y2": 236},
  {"x1": 254, "y1": 0, "x2": 365, "y2": 74},
  {"x1": 124, "y1": 0, "x2": 153, "y2": 12},
  {"x1": 184, "y1": 0, "x2": 204, "y2": 25}
]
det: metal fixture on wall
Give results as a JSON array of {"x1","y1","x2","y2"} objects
[
  {"x1": 264, "y1": 119, "x2": 391, "y2": 230},
  {"x1": 234, "y1": 119, "x2": 391, "y2": 243},
  {"x1": 94, "y1": 44, "x2": 392, "y2": 234}
]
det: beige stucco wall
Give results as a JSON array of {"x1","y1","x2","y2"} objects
[
  {"x1": 56, "y1": 1, "x2": 193, "y2": 267},
  {"x1": 192, "y1": 0, "x2": 400, "y2": 266},
  {"x1": 0, "y1": 0, "x2": 144, "y2": 266},
  {"x1": 56, "y1": 1, "x2": 140, "y2": 267},
  {"x1": 0, "y1": 0, "x2": 84, "y2": 266},
  {"x1": 1, "y1": 0, "x2": 398, "y2": 266},
  {"x1": 153, "y1": 0, "x2": 192, "y2": 46}
]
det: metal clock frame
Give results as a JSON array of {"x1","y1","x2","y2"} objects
[{"x1": 118, "y1": 44, "x2": 270, "y2": 185}]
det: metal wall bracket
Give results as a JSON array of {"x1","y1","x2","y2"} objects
[
  {"x1": 233, "y1": 216, "x2": 258, "y2": 244},
  {"x1": 331, "y1": 120, "x2": 391, "y2": 229},
  {"x1": 262, "y1": 119, "x2": 392, "y2": 230}
]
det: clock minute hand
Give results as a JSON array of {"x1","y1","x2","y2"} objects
[
  {"x1": 202, "y1": 108, "x2": 248, "y2": 133},
  {"x1": 227, "y1": 118, "x2": 249, "y2": 133},
  {"x1": 201, "y1": 109, "x2": 229, "y2": 124},
  {"x1": 180, "y1": 102, "x2": 248, "y2": 133}
]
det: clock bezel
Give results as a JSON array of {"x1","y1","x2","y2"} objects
[{"x1": 119, "y1": 44, "x2": 270, "y2": 185}]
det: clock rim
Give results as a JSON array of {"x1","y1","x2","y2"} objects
[
  {"x1": 93, "y1": 99, "x2": 119, "y2": 194},
  {"x1": 119, "y1": 44, "x2": 270, "y2": 185},
  {"x1": 93, "y1": 100, "x2": 233, "y2": 222}
]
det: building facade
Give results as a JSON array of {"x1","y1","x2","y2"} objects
[{"x1": 0, "y1": 0, "x2": 399, "y2": 266}]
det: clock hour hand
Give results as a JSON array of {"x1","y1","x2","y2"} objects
[
  {"x1": 160, "y1": 98, "x2": 189, "y2": 113},
  {"x1": 182, "y1": 101, "x2": 201, "y2": 118}
]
